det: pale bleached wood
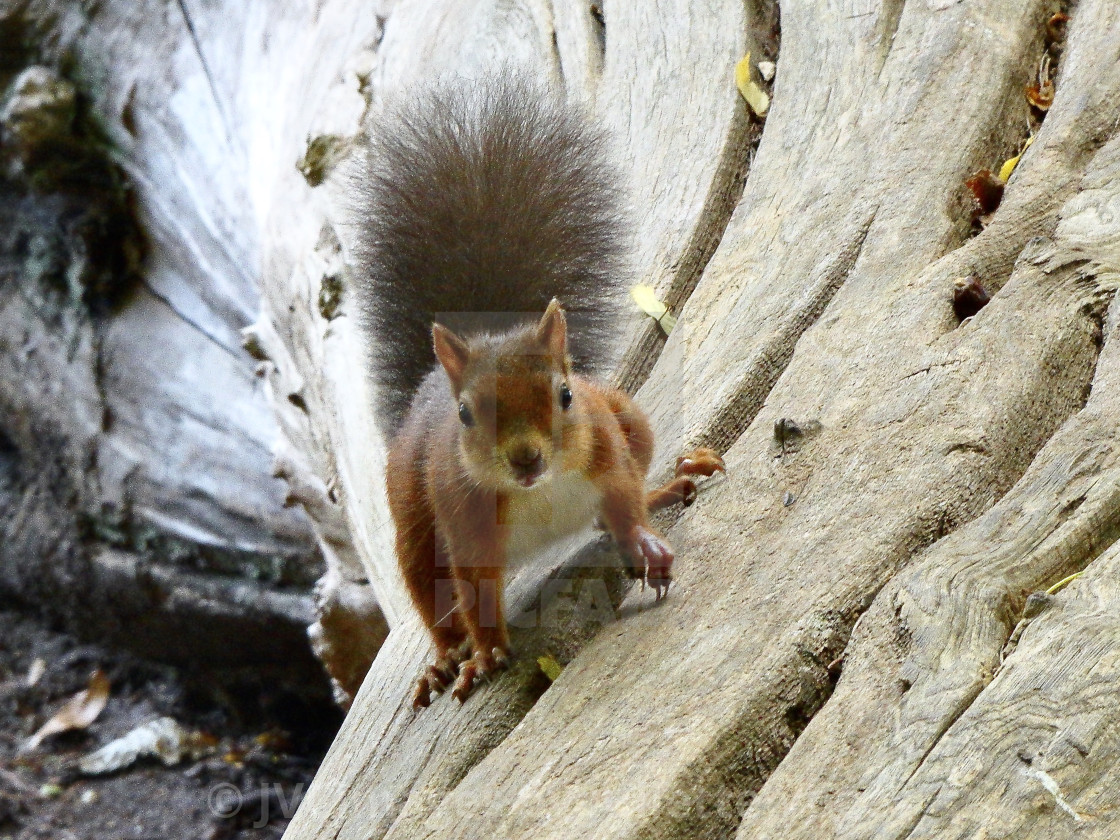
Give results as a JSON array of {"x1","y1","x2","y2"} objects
[
  {"x1": 597, "y1": 0, "x2": 758, "y2": 391},
  {"x1": 874, "y1": 542, "x2": 1120, "y2": 839},
  {"x1": 821, "y1": 538, "x2": 1120, "y2": 840},
  {"x1": 638, "y1": 0, "x2": 1061, "y2": 462},
  {"x1": 8, "y1": 0, "x2": 318, "y2": 562},
  {"x1": 214, "y1": 0, "x2": 408, "y2": 698},
  {"x1": 375, "y1": 1, "x2": 1112, "y2": 838},
  {"x1": 0, "y1": 2, "x2": 322, "y2": 669},
  {"x1": 734, "y1": 6, "x2": 1120, "y2": 833}
]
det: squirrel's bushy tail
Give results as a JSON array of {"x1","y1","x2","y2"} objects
[{"x1": 353, "y1": 73, "x2": 629, "y2": 434}]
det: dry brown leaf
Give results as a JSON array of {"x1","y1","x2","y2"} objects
[
  {"x1": 1046, "y1": 12, "x2": 1069, "y2": 43},
  {"x1": 23, "y1": 670, "x2": 110, "y2": 752},
  {"x1": 965, "y1": 169, "x2": 1004, "y2": 216},
  {"x1": 952, "y1": 277, "x2": 991, "y2": 321},
  {"x1": 1026, "y1": 80, "x2": 1054, "y2": 111},
  {"x1": 1027, "y1": 54, "x2": 1055, "y2": 112}
]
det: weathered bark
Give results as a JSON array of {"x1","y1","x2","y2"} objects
[
  {"x1": 0, "y1": 3, "x2": 331, "y2": 686},
  {"x1": 284, "y1": 0, "x2": 1120, "y2": 838},
  {"x1": 7, "y1": 0, "x2": 1120, "y2": 837}
]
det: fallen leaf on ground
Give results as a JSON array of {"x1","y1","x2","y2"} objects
[
  {"x1": 23, "y1": 670, "x2": 110, "y2": 752},
  {"x1": 79, "y1": 716, "x2": 213, "y2": 775}
]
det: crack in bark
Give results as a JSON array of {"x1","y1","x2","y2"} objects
[
  {"x1": 875, "y1": 0, "x2": 907, "y2": 77},
  {"x1": 616, "y1": 0, "x2": 779, "y2": 396},
  {"x1": 696, "y1": 210, "x2": 876, "y2": 454},
  {"x1": 901, "y1": 358, "x2": 964, "y2": 381},
  {"x1": 139, "y1": 278, "x2": 243, "y2": 361},
  {"x1": 616, "y1": 109, "x2": 759, "y2": 396},
  {"x1": 174, "y1": 0, "x2": 234, "y2": 145}
]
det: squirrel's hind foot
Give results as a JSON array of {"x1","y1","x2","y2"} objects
[
  {"x1": 646, "y1": 449, "x2": 726, "y2": 512},
  {"x1": 451, "y1": 646, "x2": 511, "y2": 704},
  {"x1": 413, "y1": 641, "x2": 472, "y2": 709}
]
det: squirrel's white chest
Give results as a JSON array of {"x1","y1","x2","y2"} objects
[{"x1": 504, "y1": 471, "x2": 602, "y2": 562}]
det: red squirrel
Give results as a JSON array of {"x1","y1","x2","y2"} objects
[{"x1": 354, "y1": 75, "x2": 724, "y2": 708}]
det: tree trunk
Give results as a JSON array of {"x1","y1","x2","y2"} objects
[
  {"x1": 0, "y1": 1, "x2": 354, "y2": 692},
  {"x1": 7, "y1": 0, "x2": 1120, "y2": 837},
  {"x1": 286, "y1": 0, "x2": 1120, "y2": 837}
]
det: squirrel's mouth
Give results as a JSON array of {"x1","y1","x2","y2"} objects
[
  {"x1": 507, "y1": 446, "x2": 547, "y2": 488},
  {"x1": 512, "y1": 467, "x2": 549, "y2": 488}
]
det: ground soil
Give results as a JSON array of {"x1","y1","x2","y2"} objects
[{"x1": 0, "y1": 608, "x2": 340, "y2": 840}]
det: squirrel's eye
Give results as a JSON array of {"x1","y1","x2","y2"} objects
[
  {"x1": 458, "y1": 403, "x2": 474, "y2": 427},
  {"x1": 559, "y1": 383, "x2": 573, "y2": 410}
]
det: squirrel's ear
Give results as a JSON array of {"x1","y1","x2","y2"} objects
[
  {"x1": 535, "y1": 298, "x2": 568, "y2": 359},
  {"x1": 433, "y1": 323, "x2": 470, "y2": 392}
]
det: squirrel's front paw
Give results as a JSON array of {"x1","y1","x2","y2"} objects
[
  {"x1": 451, "y1": 646, "x2": 510, "y2": 704},
  {"x1": 627, "y1": 526, "x2": 675, "y2": 599}
]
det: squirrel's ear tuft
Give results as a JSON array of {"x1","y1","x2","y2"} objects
[
  {"x1": 433, "y1": 323, "x2": 471, "y2": 393},
  {"x1": 535, "y1": 298, "x2": 568, "y2": 359}
]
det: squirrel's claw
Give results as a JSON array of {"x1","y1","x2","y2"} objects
[
  {"x1": 452, "y1": 646, "x2": 510, "y2": 704},
  {"x1": 675, "y1": 448, "x2": 725, "y2": 478},
  {"x1": 412, "y1": 644, "x2": 470, "y2": 709},
  {"x1": 628, "y1": 526, "x2": 674, "y2": 598},
  {"x1": 411, "y1": 666, "x2": 451, "y2": 710},
  {"x1": 412, "y1": 678, "x2": 433, "y2": 709}
]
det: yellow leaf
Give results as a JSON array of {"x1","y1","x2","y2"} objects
[
  {"x1": 998, "y1": 134, "x2": 1035, "y2": 183},
  {"x1": 734, "y1": 54, "x2": 751, "y2": 95},
  {"x1": 631, "y1": 285, "x2": 676, "y2": 334},
  {"x1": 735, "y1": 54, "x2": 769, "y2": 117},
  {"x1": 537, "y1": 654, "x2": 563, "y2": 682}
]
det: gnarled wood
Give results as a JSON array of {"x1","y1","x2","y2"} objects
[
  {"x1": 288, "y1": 1, "x2": 1120, "y2": 839},
  {"x1": 9, "y1": 0, "x2": 1120, "y2": 837},
  {"x1": 0, "y1": 0, "x2": 324, "y2": 678}
]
